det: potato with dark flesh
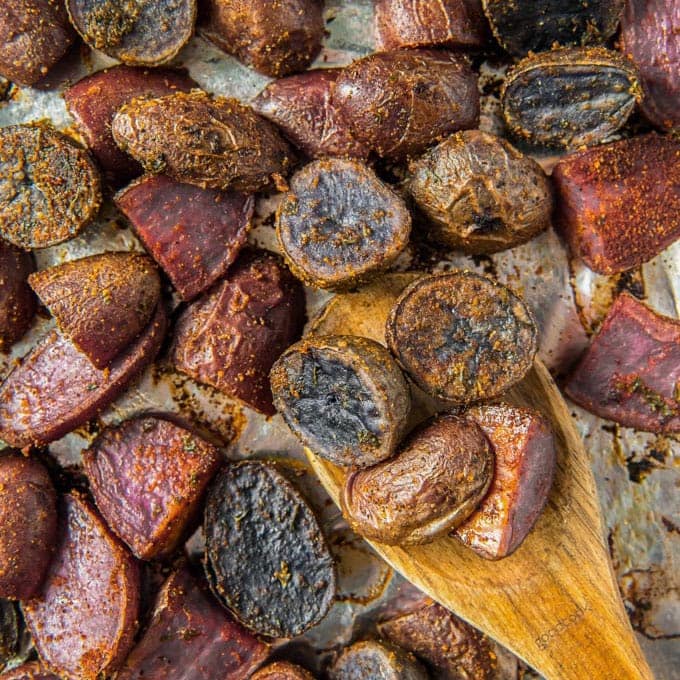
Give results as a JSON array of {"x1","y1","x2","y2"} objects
[
  {"x1": 502, "y1": 47, "x2": 641, "y2": 149},
  {"x1": 552, "y1": 133, "x2": 680, "y2": 275},
  {"x1": 0, "y1": 123, "x2": 102, "y2": 250},
  {"x1": 276, "y1": 159, "x2": 411, "y2": 289},
  {"x1": 64, "y1": 66, "x2": 197, "y2": 186},
  {"x1": 252, "y1": 70, "x2": 369, "y2": 160},
  {"x1": 115, "y1": 175, "x2": 253, "y2": 301},
  {"x1": 66, "y1": 0, "x2": 196, "y2": 66},
  {"x1": 84, "y1": 416, "x2": 222, "y2": 560},
  {"x1": 251, "y1": 662, "x2": 314, "y2": 680},
  {"x1": 0, "y1": 243, "x2": 35, "y2": 354},
  {"x1": 375, "y1": 0, "x2": 488, "y2": 51},
  {"x1": 117, "y1": 567, "x2": 269, "y2": 679},
  {"x1": 408, "y1": 130, "x2": 553, "y2": 254},
  {"x1": 0, "y1": 0, "x2": 75, "y2": 86},
  {"x1": 171, "y1": 250, "x2": 305, "y2": 415},
  {"x1": 342, "y1": 414, "x2": 494, "y2": 545},
  {"x1": 204, "y1": 461, "x2": 336, "y2": 638},
  {"x1": 0, "y1": 600, "x2": 18, "y2": 670},
  {"x1": 330, "y1": 640, "x2": 428, "y2": 680},
  {"x1": 333, "y1": 50, "x2": 479, "y2": 160},
  {"x1": 454, "y1": 404, "x2": 557, "y2": 559},
  {"x1": 0, "y1": 454, "x2": 56, "y2": 600},
  {"x1": 0, "y1": 305, "x2": 166, "y2": 449},
  {"x1": 29, "y1": 252, "x2": 160, "y2": 369},
  {"x1": 112, "y1": 91, "x2": 294, "y2": 192},
  {"x1": 201, "y1": 0, "x2": 324, "y2": 78},
  {"x1": 0, "y1": 662, "x2": 59, "y2": 680},
  {"x1": 271, "y1": 335, "x2": 411, "y2": 468},
  {"x1": 23, "y1": 493, "x2": 140, "y2": 680},
  {"x1": 565, "y1": 292, "x2": 680, "y2": 433},
  {"x1": 386, "y1": 272, "x2": 537, "y2": 404}
]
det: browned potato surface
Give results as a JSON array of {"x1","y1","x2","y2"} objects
[
  {"x1": 251, "y1": 662, "x2": 315, "y2": 680},
  {"x1": 330, "y1": 640, "x2": 428, "y2": 680},
  {"x1": 0, "y1": 662, "x2": 60, "y2": 679},
  {"x1": 0, "y1": 243, "x2": 35, "y2": 353}
]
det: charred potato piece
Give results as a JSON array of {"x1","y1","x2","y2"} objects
[
  {"x1": 333, "y1": 50, "x2": 479, "y2": 160},
  {"x1": 502, "y1": 47, "x2": 641, "y2": 149},
  {"x1": 117, "y1": 567, "x2": 269, "y2": 679},
  {"x1": 84, "y1": 416, "x2": 222, "y2": 560},
  {"x1": 0, "y1": 0, "x2": 75, "y2": 86},
  {"x1": 342, "y1": 414, "x2": 494, "y2": 545},
  {"x1": 204, "y1": 461, "x2": 336, "y2": 638},
  {"x1": 455, "y1": 404, "x2": 557, "y2": 559},
  {"x1": 330, "y1": 640, "x2": 428, "y2": 680},
  {"x1": 0, "y1": 454, "x2": 56, "y2": 600},
  {"x1": 115, "y1": 175, "x2": 253, "y2": 301},
  {"x1": 112, "y1": 91, "x2": 293, "y2": 192},
  {"x1": 251, "y1": 662, "x2": 314, "y2": 680},
  {"x1": 0, "y1": 243, "x2": 35, "y2": 353},
  {"x1": 66, "y1": 0, "x2": 196, "y2": 66},
  {"x1": 276, "y1": 159, "x2": 411, "y2": 289},
  {"x1": 0, "y1": 662, "x2": 59, "y2": 679},
  {"x1": 252, "y1": 69, "x2": 369, "y2": 160},
  {"x1": 386, "y1": 271, "x2": 538, "y2": 404},
  {"x1": 23, "y1": 493, "x2": 140, "y2": 680},
  {"x1": 0, "y1": 122, "x2": 102, "y2": 250},
  {"x1": 483, "y1": 0, "x2": 624, "y2": 57},
  {"x1": 271, "y1": 335, "x2": 411, "y2": 468},
  {"x1": 65, "y1": 66, "x2": 197, "y2": 186},
  {"x1": 29, "y1": 252, "x2": 160, "y2": 369},
  {"x1": 408, "y1": 130, "x2": 552, "y2": 254},
  {"x1": 552, "y1": 133, "x2": 680, "y2": 275},
  {"x1": 171, "y1": 250, "x2": 305, "y2": 415},
  {"x1": 201, "y1": 0, "x2": 324, "y2": 78},
  {"x1": 0, "y1": 305, "x2": 166, "y2": 449}
]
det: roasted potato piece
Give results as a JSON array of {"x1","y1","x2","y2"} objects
[
  {"x1": 0, "y1": 243, "x2": 35, "y2": 353},
  {"x1": 342, "y1": 414, "x2": 494, "y2": 545},
  {"x1": 276, "y1": 159, "x2": 411, "y2": 289},
  {"x1": 455, "y1": 404, "x2": 557, "y2": 559},
  {"x1": 0, "y1": 305, "x2": 166, "y2": 449},
  {"x1": 565, "y1": 293, "x2": 680, "y2": 433},
  {"x1": 64, "y1": 66, "x2": 197, "y2": 186},
  {"x1": 0, "y1": 0, "x2": 75, "y2": 86},
  {"x1": 251, "y1": 662, "x2": 314, "y2": 680},
  {"x1": 386, "y1": 272, "x2": 537, "y2": 404},
  {"x1": 330, "y1": 640, "x2": 428, "y2": 680},
  {"x1": 0, "y1": 122, "x2": 102, "y2": 249},
  {"x1": 201, "y1": 0, "x2": 324, "y2": 77},
  {"x1": 115, "y1": 175, "x2": 253, "y2": 301},
  {"x1": 0, "y1": 453, "x2": 56, "y2": 600},
  {"x1": 0, "y1": 662, "x2": 59, "y2": 679},
  {"x1": 112, "y1": 91, "x2": 293, "y2": 192},
  {"x1": 23, "y1": 493, "x2": 140, "y2": 680},
  {"x1": 333, "y1": 50, "x2": 479, "y2": 160},
  {"x1": 171, "y1": 250, "x2": 305, "y2": 415},
  {"x1": 408, "y1": 130, "x2": 553, "y2": 254},
  {"x1": 204, "y1": 461, "x2": 336, "y2": 638},
  {"x1": 552, "y1": 133, "x2": 680, "y2": 275},
  {"x1": 0, "y1": 600, "x2": 19, "y2": 671}
]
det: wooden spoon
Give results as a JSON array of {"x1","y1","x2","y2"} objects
[{"x1": 306, "y1": 273, "x2": 652, "y2": 680}]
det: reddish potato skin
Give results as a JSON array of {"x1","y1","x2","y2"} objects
[
  {"x1": 23, "y1": 493, "x2": 140, "y2": 680},
  {"x1": 83, "y1": 416, "x2": 222, "y2": 560},
  {"x1": 553, "y1": 134, "x2": 680, "y2": 275},
  {"x1": 251, "y1": 662, "x2": 314, "y2": 680},
  {"x1": 115, "y1": 175, "x2": 253, "y2": 301},
  {"x1": 171, "y1": 250, "x2": 305, "y2": 415},
  {"x1": 0, "y1": 0, "x2": 75, "y2": 86},
  {"x1": 0, "y1": 242, "x2": 35, "y2": 353},
  {"x1": 0, "y1": 453, "x2": 57, "y2": 600},
  {"x1": 0, "y1": 662, "x2": 59, "y2": 679},
  {"x1": 65, "y1": 66, "x2": 197, "y2": 186},
  {"x1": 252, "y1": 70, "x2": 369, "y2": 160},
  {"x1": 116, "y1": 567, "x2": 269, "y2": 680},
  {"x1": 333, "y1": 50, "x2": 479, "y2": 160},
  {"x1": 565, "y1": 292, "x2": 680, "y2": 433},
  {"x1": 0, "y1": 305, "x2": 166, "y2": 449},
  {"x1": 454, "y1": 404, "x2": 556, "y2": 559}
]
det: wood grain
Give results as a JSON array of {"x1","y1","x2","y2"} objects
[{"x1": 306, "y1": 274, "x2": 652, "y2": 680}]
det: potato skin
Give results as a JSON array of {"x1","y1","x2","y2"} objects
[
  {"x1": 0, "y1": 454, "x2": 56, "y2": 600},
  {"x1": 201, "y1": 0, "x2": 324, "y2": 78},
  {"x1": 342, "y1": 414, "x2": 494, "y2": 545},
  {"x1": 251, "y1": 662, "x2": 314, "y2": 680},
  {"x1": 333, "y1": 50, "x2": 479, "y2": 160},
  {"x1": 408, "y1": 130, "x2": 552, "y2": 254},
  {"x1": 0, "y1": 662, "x2": 60, "y2": 679},
  {"x1": 330, "y1": 640, "x2": 428, "y2": 680},
  {"x1": 112, "y1": 91, "x2": 294, "y2": 192},
  {"x1": 0, "y1": 0, "x2": 75, "y2": 86},
  {"x1": 0, "y1": 243, "x2": 35, "y2": 354}
]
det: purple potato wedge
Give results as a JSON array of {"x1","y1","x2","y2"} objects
[
  {"x1": 0, "y1": 243, "x2": 35, "y2": 353},
  {"x1": 330, "y1": 640, "x2": 428, "y2": 680}
]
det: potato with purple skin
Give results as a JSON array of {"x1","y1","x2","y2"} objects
[
  {"x1": 0, "y1": 243, "x2": 35, "y2": 353},
  {"x1": 330, "y1": 640, "x2": 428, "y2": 680}
]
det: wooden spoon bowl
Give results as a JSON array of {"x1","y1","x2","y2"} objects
[{"x1": 306, "y1": 274, "x2": 652, "y2": 680}]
